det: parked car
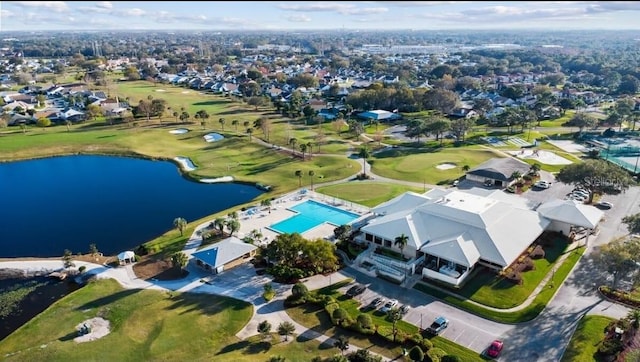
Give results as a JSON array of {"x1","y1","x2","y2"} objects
[
  {"x1": 596, "y1": 201, "x2": 614, "y2": 209},
  {"x1": 533, "y1": 180, "x2": 551, "y2": 189},
  {"x1": 346, "y1": 284, "x2": 367, "y2": 297},
  {"x1": 380, "y1": 298, "x2": 398, "y2": 313},
  {"x1": 427, "y1": 316, "x2": 449, "y2": 335},
  {"x1": 399, "y1": 305, "x2": 410, "y2": 315},
  {"x1": 369, "y1": 297, "x2": 384, "y2": 309},
  {"x1": 452, "y1": 180, "x2": 459, "y2": 187},
  {"x1": 486, "y1": 340, "x2": 504, "y2": 358}
]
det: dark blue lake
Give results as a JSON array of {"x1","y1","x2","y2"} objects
[{"x1": 0, "y1": 155, "x2": 263, "y2": 258}]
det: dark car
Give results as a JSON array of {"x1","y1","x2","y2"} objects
[
  {"x1": 399, "y1": 305, "x2": 410, "y2": 315},
  {"x1": 346, "y1": 284, "x2": 367, "y2": 297},
  {"x1": 369, "y1": 297, "x2": 384, "y2": 309},
  {"x1": 486, "y1": 340, "x2": 504, "y2": 358},
  {"x1": 427, "y1": 316, "x2": 449, "y2": 335}
]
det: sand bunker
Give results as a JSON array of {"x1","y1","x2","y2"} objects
[
  {"x1": 200, "y1": 176, "x2": 234, "y2": 183},
  {"x1": 155, "y1": 89, "x2": 166, "y2": 92},
  {"x1": 436, "y1": 163, "x2": 457, "y2": 170},
  {"x1": 204, "y1": 133, "x2": 224, "y2": 142},
  {"x1": 174, "y1": 156, "x2": 197, "y2": 171},
  {"x1": 169, "y1": 128, "x2": 189, "y2": 135},
  {"x1": 74, "y1": 317, "x2": 110, "y2": 343},
  {"x1": 510, "y1": 149, "x2": 573, "y2": 165}
]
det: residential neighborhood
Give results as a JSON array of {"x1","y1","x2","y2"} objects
[{"x1": 2, "y1": 9, "x2": 640, "y2": 362}]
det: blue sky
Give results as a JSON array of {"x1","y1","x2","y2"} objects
[{"x1": 1, "y1": 1, "x2": 640, "y2": 32}]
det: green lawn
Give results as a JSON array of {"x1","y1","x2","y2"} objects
[
  {"x1": 438, "y1": 237, "x2": 569, "y2": 309},
  {"x1": 316, "y1": 182, "x2": 426, "y2": 208},
  {"x1": 413, "y1": 244, "x2": 585, "y2": 324},
  {"x1": 0, "y1": 279, "x2": 294, "y2": 362},
  {"x1": 560, "y1": 315, "x2": 614, "y2": 362},
  {"x1": 370, "y1": 147, "x2": 503, "y2": 185}
]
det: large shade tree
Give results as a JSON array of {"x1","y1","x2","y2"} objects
[
  {"x1": 592, "y1": 237, "x2": 640, "y2": 289},
  {"x1": 556, "y1": 159, "x2": 634, "y2": 203}
]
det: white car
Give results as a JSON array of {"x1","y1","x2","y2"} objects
[
  {"x1": 534, "y1": 180, "x2": 551, "y2": 189},
  {"x1": 380, "y1": 299, "x2": 398, "y2": 313},
  {"x1": 596, "y1": 201, "x2": 614, "y2": 209}
]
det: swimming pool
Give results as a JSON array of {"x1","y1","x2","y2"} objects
[{"x1": 269, "y1": 200, "x2": 359, "y2": 234}]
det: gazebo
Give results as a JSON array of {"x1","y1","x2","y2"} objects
[{"x1": 117, "y1": 250, "x2": 136, "y2": 265}]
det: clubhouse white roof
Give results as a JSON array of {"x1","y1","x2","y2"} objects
[
  {"x1": 363, "y1": 188, "x2": 551, "y2": 267},
  {"x1": 537, "y1": 199, "x2": 604, "y2": 229}
]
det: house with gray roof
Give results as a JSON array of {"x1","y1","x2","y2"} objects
[
  {"x1": 466, "y1": 157, "x2": 531, "y2": 188},
  {"x1": 191, "y1": 236, "x2": 257, "y2": 274}
]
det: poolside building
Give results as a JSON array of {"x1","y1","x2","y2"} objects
[
  {"x1": 354, "y1": 188, "x2": 603, "y2": 286},
  {"x1": 191, "y1": 236, "x2": 257, "y2": 274}
]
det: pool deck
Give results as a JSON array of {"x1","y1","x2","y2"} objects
[{"x1": 231, "y1": 190, "x2": 370, "y2": 246}]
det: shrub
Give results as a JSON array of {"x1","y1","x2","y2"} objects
[
  {"x1": 427, "y1": 347, "x2": 447, "y2": 362},
  {"x1": 357, "y1": 313, "x2": 373, "y2": 330},
  {"x1": 292, "y1": 282, "x2": 309, "y2": 298},
  {"x1": 522, "y1": 257, "x2": 535, "y2": 271},
  {"x1": 530, "y1": 245, "x2": 545, "y2": 259},
  {"x1": 597, "y1": 337, "x2": 624, "y2": 357},
  {"x1": 78, "y1": 265, "x2": 86, "y2": 274},
  {"x1": 419, "y1": 337, "x2": 433, "y2": 351},
  {"x1": 441, "y1": 355, "x2": 462, "y2": 362}
]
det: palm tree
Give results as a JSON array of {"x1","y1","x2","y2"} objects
[
  {"x1": 299, "y1": 143, "x2": 307, "y2": 160},
  {"x1": 462, "y1": 164, "x2": 470, "y2": 172},
  {"x1": 295, "y1": 170, "x2": 303, "y2": 187},
  {"x1": 529, "y1": 163, "x2": 541, "y2": 177},
  {"x1": 308, "y1": 170, "x2": 315, "y2": 191},
  {"x1": 246, "y1": 127, "x2": 253, "y2": 141},
  {"x1": 173, "y1": 217, "x2": 187, "y2": 236},
  {"x1": 277, "y1": 321, "x2": 295, "y2": 341},
  {"x1": 171, "y1": 251, "x2": 188, "y2": 271},
  {"x1": 213, "y1": 217, "x2": 226, "y2": 235},
  {"x1": 261, "y1": 198, "x2": 272, "y2": 213},
  {"x1": 218, "y1": 117, "x2": 225, "y2": 131},
  {"x1": 289, "y1": 137, "x2": 298, "y2": 156},
  {"x1": 358, "y1": 146, "x2": 371, "y2": 177},
  {"x1": 333, "y1": 336, "x2": 350, "y2": 355},
  {"x1": 628, "y1": 309, "x2": 640, "y2": 329},
  {"x1": 232, "y1": 119, "x2": 239, "y2": 132},
  {"x1": 394, "y1": 233, "x2": 409, "y2": 259}
]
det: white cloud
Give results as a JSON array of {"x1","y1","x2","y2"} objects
[
  {"x1": 112, "y1": 7, "x2": 146, "y2": 17},
  {"x1": 284, "y1": 14, "x2": 312, "y2": 22},
  {"x1": 1, "y1": 9, "x2": 15, "y2": 18},
  {"x1": 278, "y1": 2, "x2": 388, "y2": 15},
  {"x1": 376, "y1": 1, "x2": 471, "y2": 6},
  {"x1": 96, "y1": 1, "x2": 113, "y2": 9},
  {"x1": 154, "y1": 11, "x2": 208, "y2": 24},
  {"x1": 9, "y1": 1, "x2": 69, "y2": 12}
]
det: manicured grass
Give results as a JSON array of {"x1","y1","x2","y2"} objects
[
  {"x1": 0, "y1": 122, "x2": 360, "y2": 195},
  {"x1": 413, "y1": 244, "x2": 586, "y2": 324},
  {"x1": 560, "y1": 315, "x2": 614, "y2": 362},
  {"x1": 539, "y1": 111, "x2": 576, "y2": 128},
  {"x1": 370, "y1": 147, "x2": 503, "y2": 185},
  {"x1": 316, "y1": 182, "x2": 426, "y2": 207},
  {"x1": 0, "y1": 279, "x2": 263, "y2": 361},
  {"x1": 455, "y1": 238, "x2": 569, "y2": 309},
  {"x1": 286, "y1": 281, "x2": 481, "y2": 361}
]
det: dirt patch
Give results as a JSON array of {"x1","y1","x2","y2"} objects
[
  {"x1": 74, "y1": 317, "x2": 110, "y2": 343},
  {"x1": 132, "y1": 255, "x2": 188, "y2": 281},
  {"x1": 73, "y1": 254, "x2": 115, "y2": 266}
]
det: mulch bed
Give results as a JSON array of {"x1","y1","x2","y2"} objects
[{"x1": 131, "y1": 255, "x2": 188, "y2": 281}]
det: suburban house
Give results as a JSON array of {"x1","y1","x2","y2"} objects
[
  {"x1": 191, "y1": 236, "x2": 257, "y2": 274},
  {"x1": 357, "y1": 109, "x2": 402, "y2": 122},
  {"x1": 466, "y1": 157, "x2": 532, "y2": 188},
  {"x1": 354, "y1": 188, "x2": 603, "y2": 286}
]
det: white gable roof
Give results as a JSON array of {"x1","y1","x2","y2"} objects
[
  {"x1": 361, "y1": 189, "x2": 551, "y2": 268},
  {"x1": 371, "y1": 191, "x2": 432, "y2": 216},
  {"x1": 537, "y1": 199, "x2": 604, "y2": 229}
]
